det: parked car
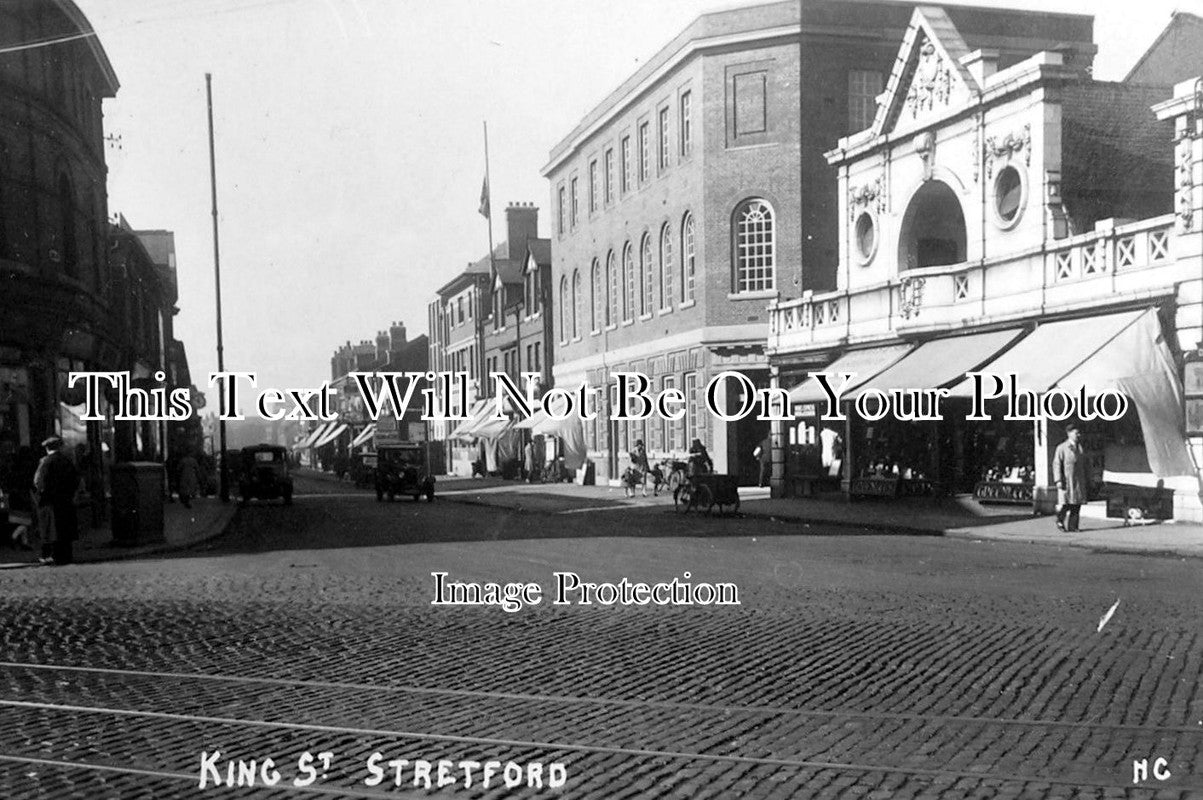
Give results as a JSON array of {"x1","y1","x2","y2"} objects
[
  {"x1": 236, "y1": 444, "x2": 294, "y2": 505},
  {"x1": 375, "y1": 443, "x2": 434, "y2": 502}
]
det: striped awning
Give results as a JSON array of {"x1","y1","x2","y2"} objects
[
  {"x1": 351, "y1": 424, "x2": 376, "y2": 448},
  {"x1": 314, "y1": 422, "x2": 348, "y2": 448},
  {"x1": 293, "y1": 421, "x2": 332, "y2": 450}
]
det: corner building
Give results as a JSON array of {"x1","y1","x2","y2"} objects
[{"x1": 543, "y1": 0, "x2": 1093, "y2": 484}]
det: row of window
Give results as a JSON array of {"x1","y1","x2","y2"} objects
[
  {"x1": 0, "y1": 160, "x2": 104, "y2": 292},
  {"x1": 584, "y1": 373, "x2": 707, "y2": 455},
  {"x1": 557, "y1": 212, "x2": 698, "y2": 342},
  {"x1": 486, "y1": 341, "x2": 543, "y2": 382},
  {"x1": 555, "y1": 198, "x2": 777, "y2": 343},
  {"x1": 558, "y1": 89, "x2": 693, "y2": 234}
]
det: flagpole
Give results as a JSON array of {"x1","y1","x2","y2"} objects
[
  {"x1": 206, "y1": 73, "x2": 229, "y2": 504},
  {"x1": 481, "y1": 120, "x2": 495, "y2": 395}
]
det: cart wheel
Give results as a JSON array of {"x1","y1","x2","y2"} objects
[
  {"x1": 675, "y1": 484, "x2": 692, "y2": 513},
  {"x1": 668, "y1": 472, "x2": 683, "y2": 494},
  {"x1": 696, "y1": 484, "x2": 714, "y2": 516}
]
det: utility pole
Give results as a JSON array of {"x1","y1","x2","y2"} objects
[{"x1": 206, "y1": 73, "x2": 229, "y2": 503}]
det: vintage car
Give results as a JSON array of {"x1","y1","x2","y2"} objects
[
  {"x1": 375, "y1": 443, "x2": 435, "y2": 502},
  {"x1": 236, "y1": 444, "x2": 294, "y2": 505}
]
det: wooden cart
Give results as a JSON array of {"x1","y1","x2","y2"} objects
[{"x1": 675, "y1": 473, "x2": 741, "y2": 516}]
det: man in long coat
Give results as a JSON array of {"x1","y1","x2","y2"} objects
[
  {"x1": 1052, "y1": 424, "x2": 1088, "y2": 532},
  {"x1": 33, "y1": 436, "x2": 79, "y2": 565}
]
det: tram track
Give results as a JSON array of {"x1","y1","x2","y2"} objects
[
  {"x1": 0, "y1": 660, "x2": 1198, "y2": 735},
  {"x1": 0, "y1": 661, "x2": 1198, "y2": 795}
]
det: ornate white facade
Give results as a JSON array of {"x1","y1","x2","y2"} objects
[{"x1": 768, "y1": 8, "x2": 1203, "y2": 522}]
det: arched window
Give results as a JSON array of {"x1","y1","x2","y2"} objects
[
  {"x1": 58, "y1": 174, "x2": 77, "y2": 278},
  {"x1": 659, "y1": 223, "x2": 673, "y2": 310},
  {"x1": 681, "y1": 212, "x2": 696, "y2": 303},
  {"x1": 559, "y1": 276, "x2": 569, "y2": 342},
  {"x1": 622, "y1": 242, "x2": 635, "y2": 322},
  {"x1": 733, "y1": 198, "x2": 775, "y2": 293},
  {"x1": 605, "y1": 251, "x2": 617, "y2": 326},
  {"x1": 590, "y1": 259, "x2": 601, "y2": 332},
  {"x1": 571, "y1": 268, "x2": 582, "y2": 339},
  {"x1": 640, "y1": 234, "x2": 654, "y2": 316}
]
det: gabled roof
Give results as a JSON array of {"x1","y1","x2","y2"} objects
[
  {"x1": 525, "y1": 238, "x2": 551, "y2": 272},
  {"x1": 872, "y1": 7, "x2": 980, "y2": 137},
  {"x1": 1123, "y1": 11, "x2": 1203, "y2": 85},
  {"x1": 492, "y1": 259, "x2": 524, "y2": 288}
]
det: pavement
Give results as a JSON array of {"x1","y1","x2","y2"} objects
[
  {"x1": 299, "y1": 467, "x2": 1203, "y2": 558},
  {"x1": 0, "y1": 496, "x2": 238, "y2": 568}
]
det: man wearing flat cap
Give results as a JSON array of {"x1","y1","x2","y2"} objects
[{"x1": 33, "y1": 436, "x2": 80, "y2": 565}]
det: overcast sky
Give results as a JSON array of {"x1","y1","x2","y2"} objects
[{"x1": 73, "y1": 0, "x2": 1191, "y2": 397}]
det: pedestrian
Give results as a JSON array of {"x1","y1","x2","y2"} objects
[
  {"x1": 630, "y1": 439, "x2": 650, "y2": 497},
  {"x1": 177, "y1": 449, "x2": 201, "y2": 509},
  {"x1": 32, "y1": 436, "x2": 80, "y2": 566},
  {"x1": 523, "y1": 439, "x2": 536, "y2": 482},
  {"x1": 1052, "y1": 424, "x2": 1088, "y2": 532},
  {"x1": 754, "y1": 435, "x2": 771, "y2": 487}
]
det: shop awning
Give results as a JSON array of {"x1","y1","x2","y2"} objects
[
  {"x1": 450, "y1": 400, "x2": 493, "y2": 440},
  {"x1": 314, "y1": 422, "x2": 348, "y2": 448},
  {"x1": 951, "y1": 307, "x2": 1194, "y2": 476},
  {"x1": 514, "y1": 408, "x2": 548, "y2": 430},
  {"x1": 850, "y1": 328, "x2": 1026, "y2": 398},
  {"x1": 294, "y1": 421, "x2": 332, "y2": 450},
  {"x1": 788, "y1": 344, "x2": 913, "y2": 404},
  {"x1": 946, "y1": 309, "x2": 1147, "y2": 397},
  {"x1": 351, "y1": 424, "x2": 376, "y2": 448}
]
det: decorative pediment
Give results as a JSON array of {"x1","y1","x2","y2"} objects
[{"x1": 872, "y1": 8, "x2": 980, "y2": 137}]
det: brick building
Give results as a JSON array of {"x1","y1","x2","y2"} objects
[
  {"x1": 542, "y1": 0, "x2": 1092, "y2": 484},
  {"x1": 0, "y1": 0, "x2": 120, "y2": 516}
]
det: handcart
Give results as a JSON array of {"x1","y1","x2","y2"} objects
[{"x1": 675, "y1": 473, "x2": 741, "y2": 516}]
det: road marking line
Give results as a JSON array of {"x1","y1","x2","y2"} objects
[
  {"x1": 0, "y1": 698, "x2": 1161, "y2": 790},
  {"x1": 0, "y1": 661, "x2": 1195, "y2": 734}
]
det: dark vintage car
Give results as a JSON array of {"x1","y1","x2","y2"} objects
[
  {"x1": 375, "y1": 443, "x2": 434, "y2": 502},
  {"x1": 237, "y1": 444, "x2": 294, "y2": 505}
]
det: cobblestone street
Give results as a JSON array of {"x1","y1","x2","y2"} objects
[{"x1": 1, "y1": 475, "x2": 1200, "y2": 798}]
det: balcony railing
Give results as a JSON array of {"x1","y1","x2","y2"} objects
[{"x1": 769, "y1": 215, "x2": 1180, "y2": 355}]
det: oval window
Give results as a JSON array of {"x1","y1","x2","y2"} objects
[
  {"x1": 994, "y1": 166, "x2": 1023, "y2": 225},
  {"x1": 854, "y1": 211, "x2": 876, "y2": 263}
]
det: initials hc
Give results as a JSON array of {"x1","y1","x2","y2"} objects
[{"x1": 1132, "y1": 757, "x2": 1171, "y2": 784}]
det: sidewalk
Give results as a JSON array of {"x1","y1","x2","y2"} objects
[
  {"x1": 0, "y1": 498, "x2": 237, "y2": 569},
  {"x1": 421, "y1": 475, "x2": 1203, "y2": 558}
]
